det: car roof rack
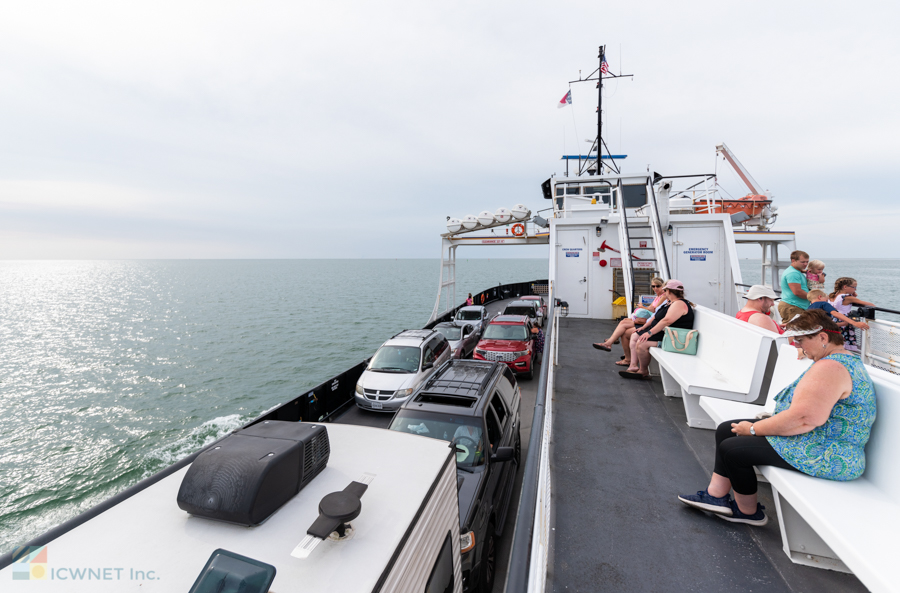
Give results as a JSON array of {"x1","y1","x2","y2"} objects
[
  {"x1": 390, "y1": 329, "x2": 436, "y2": 341},
  {"x1": 418, "y1": 360, "x2": 498, "y2": 399}
]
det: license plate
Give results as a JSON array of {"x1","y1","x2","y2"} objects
[{"x1": 371, "y1": 402, "x2": 383, "y2": 410}]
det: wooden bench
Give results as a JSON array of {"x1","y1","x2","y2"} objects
[
  {"x1": 649, "y1": 305, "x2": 787, "y2": 428},
  {"x1": 704, "y1": 362, "x2": 900, "y2": 592}
]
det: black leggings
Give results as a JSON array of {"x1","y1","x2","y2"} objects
[{"x1": 714, "y1": 420, "x2": 798, "y2": 495}]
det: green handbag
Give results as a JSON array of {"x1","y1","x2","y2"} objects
[{"x1": 661, "y1": 327, "x2": 699, "y2": 355}]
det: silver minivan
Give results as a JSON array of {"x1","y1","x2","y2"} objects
[{"x1": 354, "y1": 329, "x2": 451, "y2": 412}]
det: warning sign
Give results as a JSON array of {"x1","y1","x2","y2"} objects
[{"x1": 611, "y1": 258, "x2": 622, "y2": 268}]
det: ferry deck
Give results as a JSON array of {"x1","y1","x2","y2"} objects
[{"x1": 335, "y1": 296, "x2": 867, "y2": 592}]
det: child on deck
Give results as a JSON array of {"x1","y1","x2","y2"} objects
[
  {"x1": 805, "y1": 260, "x2": 827, "y2": 291},
  {"x1": 808, "y1": 289, "x2": 869, "y2": 333},
  {"x1": 828, "y1": 278, "x2": 875, "y2": 352}
]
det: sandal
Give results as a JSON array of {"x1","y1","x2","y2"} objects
[
  {"x1": 615, "y1": 360, "x2": 631, "y2": 366},
  {"x1": 592, "y1": 343, "x2": 611, "y2": 352},
  {"x1": 618, "y1": 370, "x2": 649, "y2": 380}
]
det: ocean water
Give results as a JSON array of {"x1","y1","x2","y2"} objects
[{"x1": 0, "y1": 259, "x2": 547, "y2": 554}]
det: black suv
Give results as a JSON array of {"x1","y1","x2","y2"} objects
[{"x1": 388, "y1": 360, "x2": 521, "y2": 593}]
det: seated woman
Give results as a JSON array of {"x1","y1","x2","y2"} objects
[
  {"x1": 619, "y1": 279, "x2": 693, "y2": 379},
  {"x1": 593, "y1": 278, "x2": 666, "y2": 367},
  {"x1": 678, "y1": 309, "x2": 876, "y2": 525}
]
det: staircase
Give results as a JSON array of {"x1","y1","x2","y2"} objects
[{"x1": 615, "y1": 179, "x2": 671, "y2": 309}]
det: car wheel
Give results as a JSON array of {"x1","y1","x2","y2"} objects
[
  {"x1": 524, "y1": 354, "x2": 535, "y2": 380},
  {"x1": 477, "y1": 525, "x2": 496, "y2": 593}
]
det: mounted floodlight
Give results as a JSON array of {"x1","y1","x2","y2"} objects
[
  {"x1": 510, "y1": 204, "x2": 530, "y2": 221},
  {"x1": 533, "y1": 215, "x2": 548, "y2": 228},
  {"x1": 447, "y1": 218, "x2": 463, "y2": 234},
  {"x1": 541, "y1": 179, "x2": 552, "y2": 200},
  {"x1": 495, "y1": 207, "x2": 512, "y2": 223},
  {"x1": 477, "y1": 211, "x2": 495, "y2": 226},
  {"x1": 461, "y1": 215, "x2": 479, "y2": 230}
]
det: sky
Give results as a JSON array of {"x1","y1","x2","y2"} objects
[{"x1": 1, "y1": 1, "x2": 898, "y2": 260}]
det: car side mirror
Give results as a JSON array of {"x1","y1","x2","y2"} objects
[
  {"x1": 423, "y1": 362, "x2": 434, "y2": 370},
  {"x1": 490, "y1": 447, "x2": 515, "y2": 463}
]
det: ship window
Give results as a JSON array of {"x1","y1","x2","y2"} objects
[
  {"x1": 622, "y1": 184, "x2": 647, "y2": 208},
  {"x1": 424, "y1": 532, "x2": 454, "y2": 593},
  {"x1": 556, "y1": 187, "x2": 564, "y2": 196},
  {"x1": 565, "y1": 186, "x2": 580, "y2": 195}
]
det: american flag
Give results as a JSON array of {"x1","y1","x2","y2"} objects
[{"x1": 600, "y1": 55, "x2": 609, "y2": 74}]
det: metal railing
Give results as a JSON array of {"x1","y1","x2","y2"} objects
[
  {"x1": 735, "y1": 283, "x2": 900, "y2": 374},
  {"x1": 860, "y1": 319, "x2": 900, "y2": 375},
  {"x1": 504, "y1": 293, "x2": 557, "y2": 593}
]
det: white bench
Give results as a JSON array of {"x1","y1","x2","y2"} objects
[
  {"x1": 699, "y1": 343, "x2": 812, "y2": 425},
  {"x1": 704, "y1": 363, "x2": 900, "y2": 592},
  {"x1": 650, "y1": 305, "x2": 787, "y2": 428}
]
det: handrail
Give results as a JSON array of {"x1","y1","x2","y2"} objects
[
  {"x1": 645, "y1": 180, "x2": 671, "y2": 280},
  {"x1": 504, "y1": 294, "x2": 556, "y2": 592}
]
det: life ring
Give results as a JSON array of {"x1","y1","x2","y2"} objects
[
  {"x1": 511, "y1": 223, "x2": 526, "y2": 237},
  {"x1": 480, "y1": 294, "x2": 486, "y2": 304}
]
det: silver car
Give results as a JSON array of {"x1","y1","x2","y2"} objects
[
  {"x1": 454, "y1": 305, "x2": 491, "y2": 332},
  {"x1": 354, "y1": 329, "x2": 451, "y2": 412},
  {"x1": 433, "y1": 321, "x2": 481, "y2": 359}
]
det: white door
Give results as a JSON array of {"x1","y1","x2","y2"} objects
[
  {"x1": 673, "y1": 225, "x2": 725, "y2": 310},
  {"x1": 557, "y1": 228, "x2": 589, "y2": 316}
]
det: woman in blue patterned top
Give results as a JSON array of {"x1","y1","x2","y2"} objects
[{"x1": 678, "y1": 309, "x2": 876, "y2": 526}]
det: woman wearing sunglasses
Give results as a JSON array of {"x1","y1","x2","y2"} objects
[{"x1": 593, "y1": 277, "x2": 666, "y2": 367}]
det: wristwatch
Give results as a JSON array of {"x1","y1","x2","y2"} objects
[{"x1": 749, "y1": 425, "x2": 757, "y2": 436}]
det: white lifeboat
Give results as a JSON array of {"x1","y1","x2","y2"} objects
[
  {"x1": 446, "y1": 218, "x2": 463, "y2": 234},
  {"x1": 511, "y1": 204, "x2": 530, "y2": 221},
  {"x1": 461, "y1": 215, "x2": 479, "y2": 230},
  {"x1": 477, "y1": 211, "x2": 496, "y2": 226},
  {"x1": 494, "y1": 208, "x2": 512, "y2": 224}
]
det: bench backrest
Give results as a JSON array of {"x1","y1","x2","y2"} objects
[
  {"x1": 865, "y1": 368, "x2": 900, "y2": 499},
  {"x1": 763, "y1": 344, "x2": 813, "y2": 413},
  {"x1": 692, "y1": 305, "x2": 785, "y2": 397}
]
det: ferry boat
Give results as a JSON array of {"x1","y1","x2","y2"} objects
[{"x1": 3, "y1": 47, "x2": 899, "y2": 593}]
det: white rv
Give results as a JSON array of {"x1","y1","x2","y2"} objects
[{"x1": 0, "y1": 423, "x2": 461, "y2": 593}]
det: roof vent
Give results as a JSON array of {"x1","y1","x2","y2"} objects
[{"x1": 291, "y1": 473, "x2": 375, "y2": 559}]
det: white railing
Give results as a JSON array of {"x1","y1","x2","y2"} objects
[
  {"x1": 860, "y1": 319, "x2": 900, "y2": 375},
  {"x1": 526, "y1": 304, "x2": 558, "y2": 592}
]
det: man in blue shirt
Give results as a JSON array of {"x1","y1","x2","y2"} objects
[{"x1": 778, "y1": 250, "x2": 810, "y2": 323}]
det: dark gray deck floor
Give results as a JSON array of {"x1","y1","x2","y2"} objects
[{"x1": 548, "y1": 317, "x2": 866, "y2": 593}]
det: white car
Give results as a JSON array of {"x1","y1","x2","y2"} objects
[
  {"x1": 454, "y1": 305, "x2": 491, "y2": 332},
  {"x1": 502, "y1": 300, "x2": 543, "y2": 327},
  {"x1": 354, "y1": 329, "x2": 451, "y2": 412}
]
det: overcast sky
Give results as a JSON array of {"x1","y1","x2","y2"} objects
[{"x1": 1, "y1": 1, "x2": 898, "y2": 259}]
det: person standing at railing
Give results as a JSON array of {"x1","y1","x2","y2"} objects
[
  {"x1": 466, "y1": 293, "x2": 474, "y2": 306},
  {"x1": 736, "y1": 285, "x2": 783, "y2": 334},
  {"x1": 778, "y1": 250, "x2": 810, "y2": 322},
  {"x1": 829, "y1": 278, "x2": 875, "y2": 352}
]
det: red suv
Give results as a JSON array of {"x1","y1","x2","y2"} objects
[{"x1": 473, "y1": 315, "x2": 537, "y2": 379}]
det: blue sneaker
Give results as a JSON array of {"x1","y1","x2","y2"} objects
[
  {"x1": 717, "y1": 500, "x2": 768, "y2": 526},
  {"x1": 677, "y1": 490, "x2": 733, "y2": 515}
]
